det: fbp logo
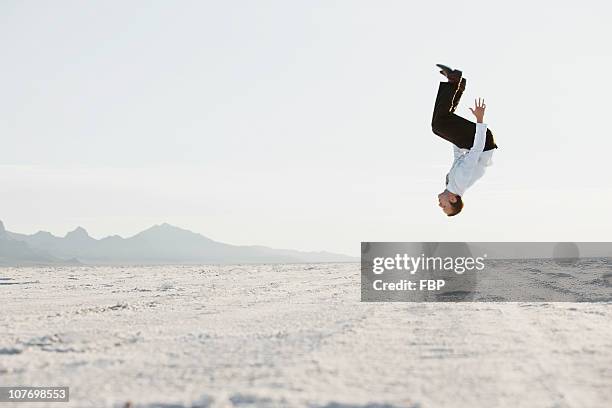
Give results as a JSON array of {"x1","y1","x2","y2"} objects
[{"x1": 419, "y1": 280, "x2": 445, "y2": 290}]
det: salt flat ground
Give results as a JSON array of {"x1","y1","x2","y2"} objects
[{"x1": 0, "y1": 264, "x2": 611, "y2": 408}]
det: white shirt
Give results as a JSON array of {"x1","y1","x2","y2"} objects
[{"x1": 446, "y1": 123, "x2": 493, "y2": 197}]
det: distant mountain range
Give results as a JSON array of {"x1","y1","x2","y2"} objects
[{"x1": 0, "y1": 220, "x2": 357, "y2": 266}]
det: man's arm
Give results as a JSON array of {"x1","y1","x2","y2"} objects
[
  {"x1": 469, "y1": 98, "x2": 486, "y2": 124},
  {"x1": 461, "y1": 98, "x2": 488, "y2": 167},
  {"x1": 453, "y1": 145, "x2": 463, "y2": 160}
]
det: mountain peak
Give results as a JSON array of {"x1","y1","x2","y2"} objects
[
  {"x1": 141, "y1": 223, "x2": 188, "y2": 235},
  {"x1": 65, "y1": 226, "x2": 92, "y2": 240},
  {"x1": 0, "y1": 220, "x2": 6, "y2": 238},
  {"x1": 147, "y1": 223, "x2": 189, "y2": 233},
  {"x1": 158, "y1": 222, "x2": 180, "y2": 230},
  {"x1": 34, "y1": 231, "x2": 55, "y2": 238},
  {"x1": 133, "y1": 223, "x2": 214, "y2": 244}
]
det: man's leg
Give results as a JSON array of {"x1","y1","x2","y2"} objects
[
  {"x1": 431, "y1": 78, "x2": 466, "y2": 124},
  {"x1": 431, "y1": 78, "x2": 497, "y2": 151}
]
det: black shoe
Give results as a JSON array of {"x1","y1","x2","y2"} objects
[{"x1": 436, "y1": 64, "x2": 462, "y2": 81}]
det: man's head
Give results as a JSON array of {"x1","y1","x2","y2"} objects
[{"x1": 438, "y1": 190, "x2": 463, "y2": 216}]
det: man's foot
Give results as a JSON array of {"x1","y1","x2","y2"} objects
[{"x1": 436, "y1": 64, "x2": 462, "y2": 82}]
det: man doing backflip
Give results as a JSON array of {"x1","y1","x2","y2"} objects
[{"x1": 432, "y1": 64, "x2": 498, "y2": 216}]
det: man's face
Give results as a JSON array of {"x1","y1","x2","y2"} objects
[{"x1": 438, "y1": 191, "x2": 456, "y2": 215}]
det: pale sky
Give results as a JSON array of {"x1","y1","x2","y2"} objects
[{"x1": 1, "y1": 0, "x2": 611, "y2": 256}]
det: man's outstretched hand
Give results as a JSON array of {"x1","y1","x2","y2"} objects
[{"x1": 469, "y1": 98, "x2": 486, "y2": 123}]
